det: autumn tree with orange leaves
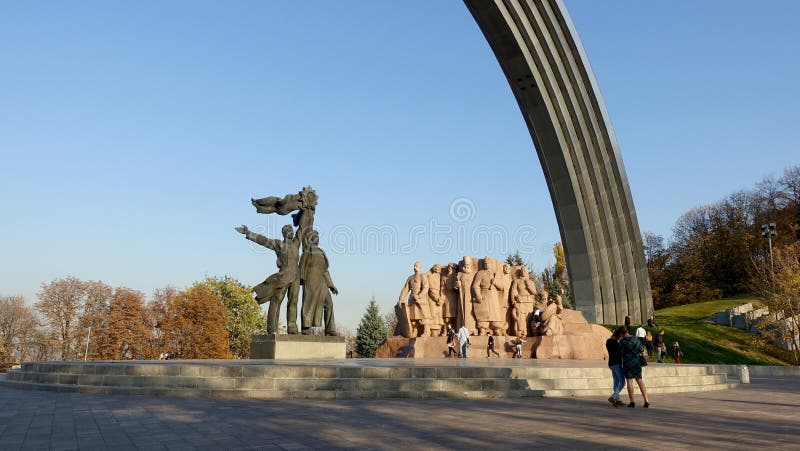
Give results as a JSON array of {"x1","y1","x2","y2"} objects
[
  {"x1": 92, "y1": 288, "x2": 151, "y2": 360},
  {"x1": 159, "y1": 284, "x2": 231, "y2": 359}
]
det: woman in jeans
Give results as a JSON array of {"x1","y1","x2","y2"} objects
[
  {"x1": 606, "y1": 327, "x2": 626, "y2": 406},
  {"x1": 620, "y1": 327, "x2": 650, "y2": 408}
]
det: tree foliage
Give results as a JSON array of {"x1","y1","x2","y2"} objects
[
  {"x1": 542, "y1": 242, "x2": 572, "y2": 308},
  {"x1": 160, "y1": 284, "x2": 232, "y2": 359},
  {"x1": 647, "y1": 164, "x2": 800, "y2": 309},
  {"x1": 92, "y1": 288, "x2": 150, "y2": 360},
  {"x1": 504, "y1": 252, "x2": 540, "y2": 287},
  {"x1": 35, "y1": 277, "x2": 90, "y2": 360},
  {"x1": 505, "y1": 251, "x2": 526, "y2": 267},
  {"x1": 0, "y1": 296, "x2": 37, "y2": 362},
  {"x1": 199, "y1": 276, "x2": 267, "y2": 359},
  {"x1": 382, "y1": 310, "x2": 398, "y2": 337},
  {"x1": 752, "y1": 242, "x2": 800, "y2": 365},
  {"x1": 356, "y1": 297, "x2": 387, "y2": 358},
  {"x1": 29, "y1": 276, "x2": 244, "y2": 361}
]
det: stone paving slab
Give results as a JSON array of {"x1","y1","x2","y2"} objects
[{"x1": 0, "y1": 377, "x2": 797, "y2": 450}]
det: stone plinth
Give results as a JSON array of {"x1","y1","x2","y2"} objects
[
  {"x1": 250, "y1": 334, "x2": 345, "y2": 359},
  {"x1": 1, "y1": 359, "x2": 736, "y2": 399}
]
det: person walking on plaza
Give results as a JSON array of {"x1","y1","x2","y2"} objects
[
  {"x1": 644, "y1": 329, "x2": 654, "y2": 357},
  {"x1": 620, "y1": 327, "x2": 650, "y2": 408},
  {"x1": 446, "y1": 326, "x2": 458, "y2": 357},
  {"x1": 672, "y1": 341, "x2": 684, "y2": 364},
  {"x1": 487, "y1": 334, "x2": 500, "y2": 358},
  {"x1": 624, "y1": 313, "x2": 632, "y2": 328},
  {"x1": 653, "y1": 329, "x2": 666, "y2": 362},
  {"x1": 457, "y1": 324, "x2": 471, "y2": 358},
  {"x1": 606, "y1": 327, "x2": 626, "y2": 407}
]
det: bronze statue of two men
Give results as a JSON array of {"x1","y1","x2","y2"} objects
[{"x1": 235, "y1": 186, "x2": 338, "y2": 335}]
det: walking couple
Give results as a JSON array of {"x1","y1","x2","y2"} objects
[{"x1": 606, "y1": 326, "x2": 650, "y2": 408}]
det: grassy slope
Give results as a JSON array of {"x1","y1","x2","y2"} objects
[{"x1": 652, "y1": 297, "x2": 792, "y2": 365}]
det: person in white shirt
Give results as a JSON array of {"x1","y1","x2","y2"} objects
[
  {"x1": 635, "y1": 325, "x2": 647, "y2": 349},
  {"x1": 457, "y1": 325, "x2": 471, "y2": 358}
]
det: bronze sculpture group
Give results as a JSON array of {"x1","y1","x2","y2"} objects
[
  {"x1": 397, "y1": 256, "x2": 564, "y2": 338},
  {"x1": 236, "y1": 186, "x2": 338, "y2": 335}
]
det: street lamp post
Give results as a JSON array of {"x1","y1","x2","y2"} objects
[{"x1": 761, "y1": 222, "x2": 777, "y2": 274}]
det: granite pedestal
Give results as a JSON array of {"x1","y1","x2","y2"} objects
[{"x1": 249, "y1": 334, "x2": 346, "y2": 359}]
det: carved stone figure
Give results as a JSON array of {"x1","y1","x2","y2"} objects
[
  {"x1": 495, "y1": 263, "x2": 514, "y2": 335},
  {"x1": 235, "y1": 223, "x2": 300, "y2": 334},
  {"x1": 398, "y1": 262, "x2": 431, "y2": 337},
  {"x1": 455, "y1": 257, "x2": 477, "y2": 335},
  {"x1": 298, "y1": 229, "x2": 338, "y2": 335},
  {"x1": 442, "y1": 263, "x2": 460, "y2": 331},
  {"x1": 538, "y1": 289, "x2": 564, "y2": 336},
  {"x1": 537, "y1": 289, "x2": 549, "y2": 313},
  {"x1": 471, "y1": 258, "x2": 504, "y2": 336},
  {"x1": 425, "y1": 264, "x2": 445, "y2": 337},
  {"x1": 510, "y1": 267, "x2": 537, "y2": 336}
]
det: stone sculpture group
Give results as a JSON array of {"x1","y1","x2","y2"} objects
[
  {"x1": 396, "y1": 256, "x2": 565, "y2": 338},
  {"x1": 235, "y1": 186, "x2": 338, "y2": 336}
]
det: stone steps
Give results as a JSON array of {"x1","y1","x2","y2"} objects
[{"x1": 0, "y1": 361, "x2": 737, "y2": 399}]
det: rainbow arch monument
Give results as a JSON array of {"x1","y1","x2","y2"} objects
[{"x1": 464, "y1": 0, "x2": 653, "y2": 324}]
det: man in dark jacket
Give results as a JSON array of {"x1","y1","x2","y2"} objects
[
  {"x1": 653, "y1": 329, "x2": 665, "y2": 363},
  {"x1": 606, "y1": 327, "x2": 626, "y2": 406}
]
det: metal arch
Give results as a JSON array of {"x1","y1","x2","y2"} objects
[{"x1": 463, "y1": 0, "x2": 653, "y2": 324}]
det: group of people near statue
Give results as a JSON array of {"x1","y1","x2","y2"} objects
[
  {"x1": 396, "y1": 256, "x2": 565, "y2": 341},
  {"x1": 607, "y1": 317, "x2": 686, "y2": 408},
  {"x1": 606, "y1": 325, "x2": 650, "y2": 408},
  {"x1": 625, "y1": 314, "x2": 684, "y2": 364}
]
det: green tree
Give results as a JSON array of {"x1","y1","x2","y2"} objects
[
  {"x1": 356, "y1": 297, "x2": 387, "y2": 358},
  {"x1": 553, "y1": 242, "x2": 567, "y2": 284},
  {"x1": 505, "y1": 251, "x2": 540, "y2": 287},
  {"x1": 199, "y1": 276, "x2": 267, "y2": 359},
  {"x1": 539, "y1": 243, "x2": 573, "y2": 308},
  {"x1": 505, "y1": 251, "x2": 526, "y2": 267},
  {"x1": 383, "y1": 310, "x2": 398, "y2": 336}
]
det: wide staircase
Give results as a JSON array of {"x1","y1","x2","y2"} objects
[{"x1": 0, "y1": 360, "x2": 736, "y2": 399}]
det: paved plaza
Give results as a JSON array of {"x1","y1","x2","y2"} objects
[{"x1": 0, "y1": 377, "x2": 797, "y2": 450}]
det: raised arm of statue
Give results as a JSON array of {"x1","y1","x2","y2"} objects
[
  {"x1": 235, "y1": 225, "x2": 280, "y2": 251},
  {"x1": 249, "y1": 232, "x2": 280, "y2": 251}
]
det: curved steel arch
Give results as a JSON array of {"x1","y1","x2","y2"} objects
[{"x1": 464, "y1": 0, "x2": 653, "y2": 324}]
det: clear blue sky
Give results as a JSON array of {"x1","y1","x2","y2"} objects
[{"x1": 1, "y1": 1, "x2": 798, "y2": 330}]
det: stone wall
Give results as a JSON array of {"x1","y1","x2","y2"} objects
[
  {"x1": 709, "y1": 303, "x2": 799, "y2": 351},
  {"x1": 709, "y1": 303, "x2": 769, "y2": 332}
]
